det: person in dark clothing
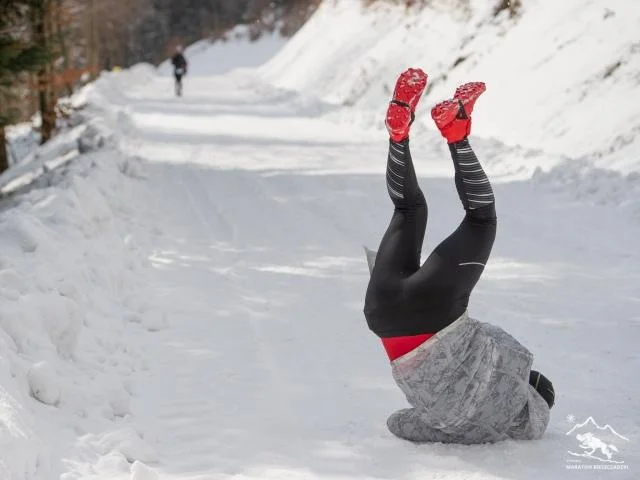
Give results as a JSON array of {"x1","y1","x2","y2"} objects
[
  {"x1": 171, "y1": 46, "x2": 188, "y2": 97},
  {"x1": 363, "y1": 68, "x2": 554, "y2": 444},
  {"x1": 364, "y1": 71, "x2": 496, "y2": 348}
]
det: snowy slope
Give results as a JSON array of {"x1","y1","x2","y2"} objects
[
  {"x1": 0, "y1": 150, "x2": 160, "y2": 479},
  {"x1": 0, "y1": 68, "x2": 164, "y2": 480},
  {"x1": 1, "y1": 9, "x2": 639, "y2": 480},
  {"x1": 261, "y1": 0, "x2": 640, "y2": 174},
  {"x1": 5, "y1": 123, "x2": 40, "y2": 167}
]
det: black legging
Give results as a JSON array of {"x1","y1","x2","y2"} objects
[{"x1": 364, "y1": 138, "x2": 497, "y2": 337}]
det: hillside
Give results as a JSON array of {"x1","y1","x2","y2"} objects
[{"x1": 262, "y1": 0, "x2": 640, "y2": 174}]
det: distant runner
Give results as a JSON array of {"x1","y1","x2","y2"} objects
[
  {"x1": 364, "y1": 68, "x2": 554, "y2": 444},
  {"x1": 171, "y1": 46, "x2": 188, "y2": 97}
]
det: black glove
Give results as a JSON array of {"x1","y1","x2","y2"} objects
[{"x1": 529, "y1": 370, "x2": 555, "y2": 409}]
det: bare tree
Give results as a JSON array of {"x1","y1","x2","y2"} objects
[{"x1": 2, "y1": 0, "x2": 320, "y2": 166}]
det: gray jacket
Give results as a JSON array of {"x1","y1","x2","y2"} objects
[{"x1": 386, "y1": 312, "x2": 550, "y2": 444}]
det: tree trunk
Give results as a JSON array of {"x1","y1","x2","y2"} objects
[
  {"x1": 0, "y1": 126, "x2": 9, "y2": 174},
  {"x1": 86, "y1": 0, "x2": 99, "y2": 80},
  {"x1": 55, "y1": 0, "x2": 73, "y2": 96},
  {"x1": 34, "y1": 0, "x2": 55, "y2": 144}
]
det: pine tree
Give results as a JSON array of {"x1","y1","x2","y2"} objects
[{"x1": 0, "y1": 0, "x2": 47, "y2": 173}]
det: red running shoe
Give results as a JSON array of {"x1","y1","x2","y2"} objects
[
  {"x1": 385, "y1": 68, "x2": 428, "y2": 142},
  {"x1": 454, "y1": 82, "x2": 486, "y2": 117},
  {"x1": 431, "y1": 82, "x2": 486, "y2": 143}
]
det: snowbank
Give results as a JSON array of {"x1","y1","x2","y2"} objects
[
  {"x1": 5, "y1": 123, "x2": 39, "y2": 167},
  {"x1": 261, "y1": 0, "x2": 640, "y2": 174},
  {"x1": 532, "y1": 159, "x2": 640, "y2": 220},
  {"x1": 157, "y1": 25, "x2": 287, "y2": 77},
  {"x1": 75, "y1": 63, "x2": 157, "y2": 112},
  {"x1": 0, "y1": 70, "x2": 161, "y2": 479},
  {"x1": 0, "y1": 65, "x2": 156, "y2": 196}
]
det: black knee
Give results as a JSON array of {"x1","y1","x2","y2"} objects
[
  {"x1": 393, "y1": 191, "x2": 426, "y2": 213},
  {"x1": 466, "y1": 203, "x2": 496, "y2": 225}
]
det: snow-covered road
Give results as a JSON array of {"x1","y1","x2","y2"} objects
[
  {"x1": 2, "y1": 68, "x2": 638, "y2": 479},
  {"x1": 107, "y1": 73, "x2": 639, "y2": 479}
]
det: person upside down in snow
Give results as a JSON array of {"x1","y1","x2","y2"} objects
[{"x1": 363, "y1": 68, "x2": 555, "y2": 444}]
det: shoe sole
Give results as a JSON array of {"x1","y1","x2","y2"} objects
[
  {"x1": 430, "y1": 99, "x2": 459, "y2": 130},
  {"x1": 386, "y1": 68, "x2": 428, "y2": 139},
  {"x1": 391, "y1": 68, "x2": 428, "y2": 112},
  {"x1": 453, "y1": 82, "x2": 486, "y2": 115}
]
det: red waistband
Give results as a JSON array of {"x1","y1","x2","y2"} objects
[{"x1": 382, "y1": 333, "x2": 433, "y2": 361}]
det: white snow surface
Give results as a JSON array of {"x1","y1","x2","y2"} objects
[
  {"x1": 1, "y1": 4, "x2": 639, "y2": 479},
  {"x1": 261, "y1": 0, "x2": 640, "y2": 174},
  {"x1": 5, "y1": 123, "x2": 40, "y2": 167}
]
